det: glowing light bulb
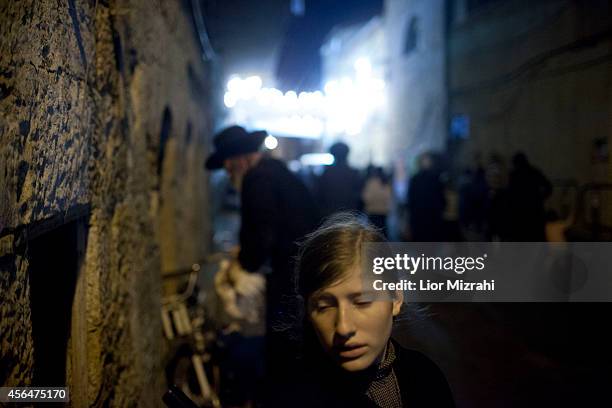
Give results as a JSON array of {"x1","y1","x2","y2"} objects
[
  {"x1": 264, "y1": 135, "x2": 278, "y2": 150},
  {"x1": 224, "y1": 92, "x2": 237, "y2": 108}
]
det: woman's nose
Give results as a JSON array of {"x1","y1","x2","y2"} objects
[{"x1": 335, "y1": 305, "x2": 356, "y2": 339}]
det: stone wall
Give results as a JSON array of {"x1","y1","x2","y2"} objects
[
  {"x1": 449, "y1": 0, "x2": 612, "y2": 184},
  {"x1": 0, "y1": 0, "x2": 211, "y2": 406}
]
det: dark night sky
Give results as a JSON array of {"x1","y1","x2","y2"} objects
[
  {"x1": 204, "y1": 0, "x2": 382, "y2": 91},
  {"x1": 275, "y1": 0, "x2": 383, "y2": 91}
]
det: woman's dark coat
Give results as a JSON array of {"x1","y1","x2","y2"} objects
[{"x1": 270, "y1": 340, "x2": 455, "y2": 407}]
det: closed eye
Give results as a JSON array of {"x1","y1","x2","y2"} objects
[
  {"x1": 311, "y1": 297, "x2": 336, "y2": 312},
  {"x1": 314, "y1": 303, "x2": 335, "y2": 313}
]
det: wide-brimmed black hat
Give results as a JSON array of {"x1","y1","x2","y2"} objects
[{"x1": 205, "y1": 125, "x2": 267, "y2": 170}]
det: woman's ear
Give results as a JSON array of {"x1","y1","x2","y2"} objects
[{"x1": 392, "y1": 290, "x2": 404, "y2": 316}]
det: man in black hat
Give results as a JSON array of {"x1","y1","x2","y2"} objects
[
  {"x1": 206, "y1": 125, "x2": 319, "y2": 282},
  {"x1": 206, "y1": 125, "x2": 320, "y2": 381}
]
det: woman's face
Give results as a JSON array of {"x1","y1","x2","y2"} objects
[{"x1": 307, "y1": 265, "x2": 403, "y2": 372}]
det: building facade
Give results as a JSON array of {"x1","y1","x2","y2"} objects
[
  {"x1": 0, "y1": 1, "x2": 212, "y2": 405},
  {"x1": 449, "y1": 0, "x2": 612, "y2": 185}
]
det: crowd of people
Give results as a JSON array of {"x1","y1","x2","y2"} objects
[
  {"x1": 203, "y1": 125, "x2": 554, "y2": 407},
  {"x1": 311, "y1": 140, "x2": 553, "y2": 244}
]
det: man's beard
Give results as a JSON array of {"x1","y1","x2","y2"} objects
[{"x1": 230, "y1": 172, "x2": 244, "y2": 192}]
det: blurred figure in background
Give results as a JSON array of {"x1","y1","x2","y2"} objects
[
  {"x1": 505, "y1": 152, "x2": 552, "y2": 241},
  {"x1": 362, "y1": 165, "x2": 392, "y2": 237},
  {"x1": 206, "y1": 126, "x2": 319, "y2": 298},
  {"x1": 389, "y1": 158, "x2": 409, "y2": 241},
  {"x1": 205, "y1": 125, "x2": 320, "y2": 401},
  {"x1": 486, "y1": 152, "x2": 510, "y2": 241},
  {"x1": 407, "y1": 152, "x2": 446, "y2": 242},
  {"x1": 458, "y1": 155, "x2": 489, "y2": 240},
  {"x1": 317, "y1": 142, "x2": 364, "y2": 217}
]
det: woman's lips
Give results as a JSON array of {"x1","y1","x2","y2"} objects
[{"x1": 336, "y1": 344, "x2": 368, "y2": 359}]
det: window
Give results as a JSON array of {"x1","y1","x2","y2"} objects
[{"x1": 403, "y1": 16, "x2": 419, "y2": 55}]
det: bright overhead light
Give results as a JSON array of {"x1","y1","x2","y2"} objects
[
  {"x1": 245, "y1": 75, "x2": 262, "y2": 90},
  {"x1": 264, "y1": 135, "x2": 278, "y2": 150},
  {"x1": 300, "y1": 153, "x2": 335, "y2": 166},
  {"x1": 354, "y1": 57, "x2": 372, "y2": 76},
  {"x1": 226, "y1": 75, "x2": 262, "y2": 101},
  {"x1": 353, "y1": 57, "x2": 372, "y2": 75},
  {"x1": 222, "y1": 70, "x2": 386, "y2": 138},
  {"x1": 227, "y1": 77, "x2": 241, "y2": 92},
  {"x1": 284, "y1": 90, "x2": 298, "y2": 103},
  {"x1": 224, "y1": 92, "x2": 237, "y2": 108},
  {"x1": 324, "y1": 80, "x2": 338, "y2": 95},
  {"x1": 346, "y1": 121, "x2": 363, "y2": 136}
]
